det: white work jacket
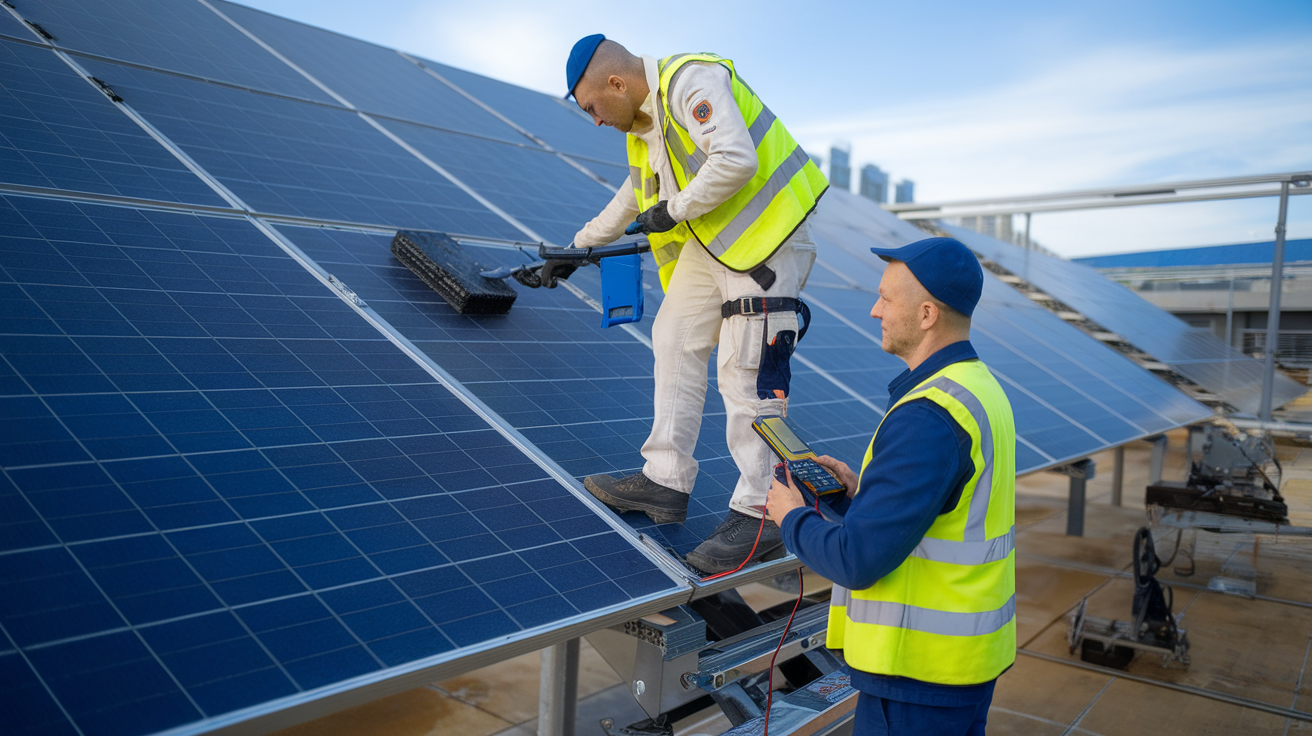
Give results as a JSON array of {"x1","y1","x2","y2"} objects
[{"x1": 572, "y1": 55, "x2": 759, "y2": 248}]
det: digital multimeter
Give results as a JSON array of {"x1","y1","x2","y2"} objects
[{"x1": 752, "y1": 415, "x2": 847, "y2": 498}]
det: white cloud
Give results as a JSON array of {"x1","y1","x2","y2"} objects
[{"x1": 789, "y1": 43, "x2": 1312, "y2": 255}]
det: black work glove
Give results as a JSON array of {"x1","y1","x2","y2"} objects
[{"x1": 624, "y1": 201, "x2": 678, "y2": 235}]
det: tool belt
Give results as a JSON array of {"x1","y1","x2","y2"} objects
[{"x1": 721, "y1": 297, "x2": 811, "y2": 342}]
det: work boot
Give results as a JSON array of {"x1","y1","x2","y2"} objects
[
  {"x1": 584, "y1": 472, "x2": 689, "y2": 524},
  {"x1": 684, "y1": 510, "x2": 783, "y2": 575}
]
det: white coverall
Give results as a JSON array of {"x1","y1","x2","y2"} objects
[{"x1": 573, "y1": 55, "x2": 816, "y2": 517}]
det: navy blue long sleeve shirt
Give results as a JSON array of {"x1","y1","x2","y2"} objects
[{"x1": 781, "y1": 340, "x2": 996, "y2": 706}]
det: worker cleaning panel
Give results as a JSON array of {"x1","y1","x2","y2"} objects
[{"x1": 564, "y1": 35, "x2": 828, "y2": 573}]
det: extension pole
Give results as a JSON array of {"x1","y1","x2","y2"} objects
[{"x1": 1259, "y1": 181, "x2": 1291, "y2": 422}]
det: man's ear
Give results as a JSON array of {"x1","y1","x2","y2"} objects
[
  {"x1": 608, "y1": 74, "x2": 626, "y2": 93},
  {"x1": 921, "y1": 300, "x2": 939, "y2": 331}
]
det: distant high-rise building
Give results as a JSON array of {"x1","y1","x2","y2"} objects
[
  {"x1": 894, "y1": 179, "x2": 915, "y2": 204},
  {"x1": 859, "y1": 164, "x2": 889, "y2": 204},
  {"x1": 829, "y1": 146, "x2": 851, "y2": 191}
]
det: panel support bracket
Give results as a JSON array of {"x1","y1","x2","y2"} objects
[
  {"x1": 539, "y1": 638, "x2": 580, "y2": 736},
  {"x1": 1050, "y1": 458, "x2": 1096, "y2": 536}
]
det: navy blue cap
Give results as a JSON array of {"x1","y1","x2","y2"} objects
[
  {"x1": 870, "y1": 237, "x2": 983, "y2": 317},
  {"x1": 565, "y1": 33, "x2": 605, "y2": 98}
]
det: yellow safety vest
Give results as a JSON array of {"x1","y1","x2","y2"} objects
[
  {"x1": 827, "y1": 358, "x2": 1017, "y2": 685},
  {"x1": 627, "y1": 53, "x2": 829, "y2": 291}
]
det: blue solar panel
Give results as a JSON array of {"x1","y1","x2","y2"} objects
[
  {"x1": 275, "y1": 225, "x2": 748, "y2": 555},
  {"x1": 422, "y1": 60, "x2": 628, "y2": 166},
  {"x1": 386, "y1": 120, "x2": 618, "y2": 244},
  {"x1": 274, "y1": 200, "x2": 1208, "y2": 561},
  {"x1": 210, "y1": 0, "x2": 531, "y2": 147},
  {"x1": 0, "y1": 194, "x2": 683, "y2": 736},
  {"x1": 16, "y1": 0, "x2": 335, "y2": 102},
  {"x1": 0, "y1": 39, "x2": 225, "y2": 206},
  {"x1": 944, "y1": 223, "x2": 1307, "y2": 414},
  {"x1": 74, "y1": 56, "x2": 523, "y2": 237}
]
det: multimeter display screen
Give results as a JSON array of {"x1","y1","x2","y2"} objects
[{"x1": 763, "y1": 417, "x2": 810, "y2": 455}]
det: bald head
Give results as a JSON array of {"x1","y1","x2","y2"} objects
[{"x1": 573, "y1": 40, "x2": 650, "y2": 133}]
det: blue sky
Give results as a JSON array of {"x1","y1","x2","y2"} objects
[{"x1": 235, "y1": 0, "x2": 1312, "y2": 257}]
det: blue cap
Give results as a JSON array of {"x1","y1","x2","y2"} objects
[
  {"x1": 870, "y1": 237, "x2": 983, "y2": 317},
  {"x1": 565, "y1": 33, "x2": 606, "y2": 98}
]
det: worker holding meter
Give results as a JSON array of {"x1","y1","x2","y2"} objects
[
  {"x1": 767, "y1": 237, "x2": 1016, "y2": 736},
  {"x1": 564, "y1": 35, "x2": 828, "y2": 573}
]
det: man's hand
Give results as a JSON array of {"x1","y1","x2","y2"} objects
[
  {"x1": 624, "y1": 201, "x2": 678, "y2": 235},
  {"x1": 814, "y1": 455, "x2": 858, "y2": 498},
  {"x1": 766, "y1": 464, "x2": 806, "y2": 525}
]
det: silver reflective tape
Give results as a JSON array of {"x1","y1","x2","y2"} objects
[
  {"x1": 845, "y1": 595, "x2": 1015, "y2": 637},
  {"x1": 911, "y1": 527, "x2": 1015, "y2": 566},
  {"x1": 659, "y1": 53, "x2": 694, "y2": 74},
  {"x1": 663, "y1": 121, "x2": 706, "y2": 177},
  {"x1": 830, "y1": 585, "x2": 851, "y2": 608},
  {"x1": 707, "y1": 145, "x2": 810, "y2": 254},
  {"x1": 746, "y1": 106, "x2": 776, "y2": 147},
  {"x1": 629, "y1": 165, "x2": 643, "y2": 190},
  {"x1": 907, "y1": 376, "x2": 995, "y2": 542}
]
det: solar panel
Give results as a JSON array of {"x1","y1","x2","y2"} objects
[
  {"x1": 13, "y1": 0, "x2": 335, "y2": 102},
  {"x1": 0, "y1": 194, "x2": 685, "y2": 736},
  {"x1": 381, "y1": 120, "x2": 618, "y2": 244},
  {"x1": 0, "y1": 39, "x2": 226, "y2": 207},
  {"x1": 422, "y1": 59, "x2": 628, "y2": 166},
  {"x1": 73, "y1": 56, "x2": 525, "y2": 237},
  {"x1": 208, "y1": 0, "x2": 532, "y2": 147},
  {"x1": 942, "y1": 223, "x2": 1307, "y2": 414}
]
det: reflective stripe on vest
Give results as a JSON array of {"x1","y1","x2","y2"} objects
[
  {"x1": 844, "y1": 595, "x2": 1017, "y2": 637},
  {"x1": 625, "y1": 53, "x2": 827, "y2": 287}
]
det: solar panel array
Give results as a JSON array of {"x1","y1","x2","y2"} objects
[
  {"x1": 0, "y1": 2, "x2": 1211, "y2": 734},
  {"x1": 942, "y1": 224, "x2": 1306, "y2": 415}
]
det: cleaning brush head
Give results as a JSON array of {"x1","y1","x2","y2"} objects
[{"x1": 391, "y1": 230, "x2": 518, "y2": 315}]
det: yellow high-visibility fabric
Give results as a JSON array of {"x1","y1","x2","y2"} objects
[
  {"x1": 826, "y1": 359, "x2": 1017, "y2": 685},
  {"x1": 625, "y1": 53, "x2": 827, "y2": 291}
]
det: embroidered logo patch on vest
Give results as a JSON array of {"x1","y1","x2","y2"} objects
[{"x1": 692, "y1": 100, "x2": 713, "y2": 123}]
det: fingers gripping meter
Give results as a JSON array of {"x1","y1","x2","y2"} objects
[{"x1": 752, "y1": 415, "x2": 846, "y2": 498}]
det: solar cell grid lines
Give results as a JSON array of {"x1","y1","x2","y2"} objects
[
  {"x1": 274, "y1": 226, "x2": 749, "y2": 554},
  {"x1": 0, "y1": 39, "x2": 226, "y2": 207},
  {"x1": 0, "y1": 195, "x2": 684, "y2": 736},
  {"x1": 383, "y1": 120, "x2": 618, "y2": 245},
  {"x1": 208, "y1": 0, "x2": 538, "y2": 148},
  {"x1": 426, "y1": 59, "x2": 629, "y2": 167},
  {"x1": 12, "y1": 0, "x2": 336, "y2": 102},
  {"x1": 72, "y1": 56, "x2": 526, "y2": 237}
]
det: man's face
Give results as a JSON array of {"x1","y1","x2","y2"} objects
[
  {"x1": 574, "y1": 74, "x2": 638, "y2": 132},
  {"x1": 870, "y1": 261, "x2": 926, "y2": 358}
]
